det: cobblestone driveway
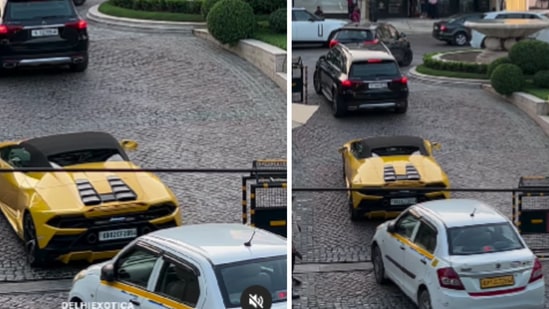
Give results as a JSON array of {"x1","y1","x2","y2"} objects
[
  {"x1": 0, "y1": 2, "x2": 286, "y2": 306},
  {"x1": 292, "y1": 38, "x2": 549, "y2": 307}
]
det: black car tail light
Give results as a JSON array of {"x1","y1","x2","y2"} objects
[
  {"x1": 440, "y1": 25, "x2": 447, "y2": 32},
  {"x1": 342, "y1": 79, "x2": 363, "y2": 88},
  {"x1": 65, "y1": 20, "x2": 87, "y2": 30},
  {"x1": 392, "y1": 77, "x2": 408, "y2": 84},
  {"x1": 0, "y1": 24, "x2": 23, "y2": 35}
]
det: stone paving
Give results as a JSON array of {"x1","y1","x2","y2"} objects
[
  {"x1": 0, "y1": 0, "x2": 286, "y2": 306},
  {"x1": 292, "y1": 38, "x2": 549, "y2": 306}
]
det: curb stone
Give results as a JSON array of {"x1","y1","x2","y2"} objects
[
  {"x1": 408, "y1": 66, "x2": 487, "y2": 86},
  {"x1": 86, "y1": 4, "x2": 206, "y2": 32},
  {"x1": 481, "y1": 84, "x2": 549, "y2": 137}
]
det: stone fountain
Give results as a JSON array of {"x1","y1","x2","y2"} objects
[{"x1": 465, "y1": 19, "x2": 549, "y2": 64}]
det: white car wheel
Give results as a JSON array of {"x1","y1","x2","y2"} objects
[
  {"x1": 418, "y1": 288, "x2": 432, "y2": 309},
  {"x1": 372, "y1": 245, "x2": 388, "y2": 284}
]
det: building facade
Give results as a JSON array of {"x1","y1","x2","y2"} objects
[{"x1": 294, "y1": 0, "x2": 530, "y2": 18}]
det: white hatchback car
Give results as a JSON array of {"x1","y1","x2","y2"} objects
[
  {"x1": 68, "y1": 223, "x2": 287, "y2": 308},
  {"x1": 292, "y1": 7, "x2": 348, "y2": 45},
  {"x1": 469, "y1": 11, "x2": 549, "y2": 48},
  {"x1": 371, "y1": 199, "x2": 545, "y2": 309}
]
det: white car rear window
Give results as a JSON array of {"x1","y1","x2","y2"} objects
[
  {"x1": 216, "y1": 255, "x2": 287, "y2": 307},
  {"x1": 447, "y1": 222, "x2": 524, "y2": 255}
]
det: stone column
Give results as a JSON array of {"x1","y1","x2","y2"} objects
[{"x1": 362, "y1": 0, "x2": 369, "y2": 22}]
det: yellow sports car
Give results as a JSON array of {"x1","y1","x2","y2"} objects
[
  {"x1": 339, "y1": 135, "x2": 450, "y2": 221},
  {"x1": 0, "y1": 131, "x2": 181, "y2": 266}
]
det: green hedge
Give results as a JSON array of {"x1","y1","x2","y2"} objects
[
  {"x1": 491, "y1": 64, "x2": 524, "y2": 96},
  {"x1": 509, "y1": 40, "x2": 549, "y2": 75},
  {"x1": 201, "y1": 0, "x2": 220, "y2": 17},
  {"x1": 111, "y1": 0, "x2": 203, "y2": 13},
  {"x1": 269, "y1": 8, "x2": 286, "y2": 34},
  {"x1": 533, "y1": 70, "x2": 549, "y2": 88},
  {"x1": 207, "y1": 0, "x2": 255, "y2": 46},
  {"x1": 423, "y1": 52, "x2": 487, "y2": 75},
  {"x1": 487, "y1": 56, "x2": 511, "y2": 78}
]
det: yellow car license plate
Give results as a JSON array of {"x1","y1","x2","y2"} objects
[{"x1": 480, "y1": 275, "x2": 514, "y2": 289}]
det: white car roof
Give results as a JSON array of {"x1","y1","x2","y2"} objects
[
  {"x1": 484, "y1": 10, "x2": 544, "y2": 16},
  {"x1": 416, "y1": 199, "x2": 508, "y2": 228},
  {"x1": 143, "y1": 223, "x2": 287, "y2": 265}
]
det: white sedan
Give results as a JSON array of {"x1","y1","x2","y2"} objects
[
  {"x1": 292, "y1": 7, "x2": 348, "y2": 45},
  {"x1": 68, "y1": 223, "x2": 287, "y2": 308},
  {"x1": 469, "y1": 11, "x2": 549, "y2": 48},
  {"x1": 371, "y1": 199, "x2": 545, "y2": 309}
]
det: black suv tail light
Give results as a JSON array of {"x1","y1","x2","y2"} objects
[
  {"x1": 0, "y1": 24, "x2": 23, "y2": 35},
  {"x1": 342, "y1": 79, "x2": 362, "y2": 88},
  {"x1": 392, "y1": 77, "x2": 408, "y2": 84},
  {"x1": 65, "y1": 20, "x2": 87, "y2": 30}
]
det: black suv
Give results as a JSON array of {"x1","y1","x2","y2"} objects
[
  {"x1": 0, "y1": 0, "x2": 89, "y2": 73},
  {"x1": 329, "y1": 23, "x2": 413, "y2": 67},
  {"x1": 313, "y1": 44, "x2": 409, "y2": 117}
]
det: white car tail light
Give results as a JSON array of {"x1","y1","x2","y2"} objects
[
  {"x1": 529, "y1": 257, "x2": 543, "y2": 283},
  {"x1": 437, "y1": 267, "x2": 465, "y2": 290}
]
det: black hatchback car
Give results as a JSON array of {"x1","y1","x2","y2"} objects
[
  {"x1": 432, "y1": 13, "x2": 485, "y2": 46},
  {"x1": 313, "y1": 44, "x2": 409, "y2": 117},
  {"x1": 329, "y1": 22, "x2": 413, "y2": 67},
  {"x1": 0, "y1": 0, "x2": 89, "y2": 73}
]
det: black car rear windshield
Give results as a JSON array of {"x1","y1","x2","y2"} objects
[
  {"x1": 48, "y1": 149, "x2": 125, "y2": 167},
  {"x1": 349, "y1": 61, "x2": 400, "y2": 80},
  {"x1": 6, "y1": 0, "x2": 75, "y2": 21},
  {"x1": 447, "y1": 222, "x2": 524, "y2": 255},
  {"x1": 334, "y1": 29, "x2": 375, "y2": 42}
]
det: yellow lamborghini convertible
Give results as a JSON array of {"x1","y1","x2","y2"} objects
[
  {"x1": 339, "y1": 135, "x2": 450, "y2": 221},
  {"x1": 0, "y1": 131, "x2": 181, "y2": 266}
]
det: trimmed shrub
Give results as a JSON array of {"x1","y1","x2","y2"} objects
[
  {"x1": 490, "y1": 63, "x2": 525, "y2": 95},
  {"x1": 111, "y1": 0, "x2": 202, "y2": 14},
  {"x1": 207, "y1": 0, "x2": 255, "y2": 46},
  {"x1": 244, "y1": 0, "x2": 285, "y2": 14},
  {"x1": 269, "y1": 8, "x2": 286, "y2": 34},
  {"x1": 509, "y1": 40, "x2": 549, "y2": 75},
  {"x1": 202, "y1": 0, "x2": 221, "y2": 17},
  {"x1": 533, "y1": 70, "x2": 549, "y2": 88},
  {"x1": 422, "y1": 52, "x2": 487, "y2": 74},
  {"x1": 487, "y1": 56, "x2": 511, "y2": 78}
]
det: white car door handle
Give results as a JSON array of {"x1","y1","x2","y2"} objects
[
  {"x1": 420, "y1": 258, "x2": 427, "y2": 265},
  {"x1": 399, "y1": 245, "x2": 405, "y2": 250}
]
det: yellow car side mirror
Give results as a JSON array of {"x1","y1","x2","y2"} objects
[
  {"x1": 120, "y1": 139, "x2": 138, "y2": 151},
  {"x1": 338, "y1": 146, "x2": 346, "y2": 154},
  {"x1": 431, "y1": 142, "x2": 442, "y2": 151}
]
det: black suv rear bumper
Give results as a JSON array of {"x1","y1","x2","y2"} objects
[
  {"x1": 0, "y1": 51, "x2": 88, "y2": 69},
  {"x1": 343, "y1": 93, "x2": 409, "y2": 111}
]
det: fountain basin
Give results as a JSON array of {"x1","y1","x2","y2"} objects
[
  {"x1": 465, "y1": 19, "x2": 549, "y2": 39},
  {"x1": 464, "y1": 19, "x2": 549, "y2": 63}
]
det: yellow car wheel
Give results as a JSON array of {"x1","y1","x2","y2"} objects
[
  {"x1": 24, "y1": 213, "x2": 48, "y2": 267},
  {"x1": 348, "y1": 194, "x2": 361, "y2": 222}
]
